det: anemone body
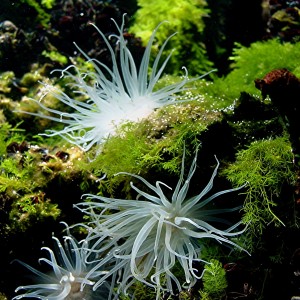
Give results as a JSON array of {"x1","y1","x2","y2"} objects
[
  {"x1": 75, "y1": 149, "x2": 247, "y2": 296},
  {"x1": 21, "y1": 15, "x2": 204, "y2": 152},
  {"x1": 13, "y1": 227, "x2": 111, "y2": 300}
]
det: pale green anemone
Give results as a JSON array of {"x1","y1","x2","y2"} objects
[
  {"x1": 75, "y1": 149, "x2": 248, "y2": 297},
  {"x1": 18, "y1": 14, "x2": 209, "y2": 152}
]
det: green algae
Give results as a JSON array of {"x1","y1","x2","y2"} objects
[{"x1": 223, "y1": 136, "x2": 296, "y2": 240}]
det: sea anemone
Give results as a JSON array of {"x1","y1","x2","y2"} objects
[
  {"x1": 19, "y1": 14, "x2": 208, "y2": 152},
  {"x1": 75, "y1": 148, "x2": 248, "y2": 297},
  {"x1": 13, "y1": 224, "x2": 112, "y2": 300}
]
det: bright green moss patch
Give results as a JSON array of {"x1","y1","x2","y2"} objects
[
  {"x1": 20, "y1": 0, "x2": 53, "y2": 28},
  {"x1": 202, "y1": 39, "x2": 300, "y2": 106},
  {"x1": 42, "y1": 50, "x2": 68, "y2": 65}
]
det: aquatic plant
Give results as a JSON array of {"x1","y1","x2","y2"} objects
[
  {"x1": 18, "y1": 14, "x2": 207, "y2": 152},
  {"x1": 200, "y1": 259, "x2": 227, "y2": 299},
  {"x1": 13, "y1": 224, "x2": 112, "y2": 299},
  {"x1": 223, "y1": 136, "x2": 296, "y2": 238},
  {"x1": 75, "y1": 148, "x2": 247, "y2": 297}
]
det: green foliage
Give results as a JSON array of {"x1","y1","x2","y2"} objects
[
  {"x1": 130, "y1": 0, "x2": 213, "y2": 75},
  {"x1": 223, "y1": 136, "x2": 296, "y2": 238},
  {"x1": 200, "y1": 259, "x2": 227, "y2": 299},
  {"x1": 125, "y1": 281, "x2": 157, "y2": 300},
  {"x1": 202, "y1": 39, "x2": 300, "y2": 106},
  {"x1": 198, "y1": 290, "x2": 211, "y2": 300},
  {"x1": 0, "y1": 150, "x2": 60, "y2": 231},
  {"x1": 20, "y1": 70, "x2": 43, "y2": 87}
]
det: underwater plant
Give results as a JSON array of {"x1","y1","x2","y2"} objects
[
  {"x1": 223, "y1": 136, "x2": 296, "y2": 238},
  {"x1": 13, "y1": 224, "x2": 112, "y2": 300},
  {"x1": 75, "y1": 148, "x2": 248, "y2": 297},
  {"x1": 200, "y1": 259, "x2": 228, "y2": 298},
  {"x1": 18, "y1": 14, "x2": 207, "y2": 152}
]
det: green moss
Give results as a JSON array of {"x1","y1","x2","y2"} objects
[
  {"x1": 125, "y1": 281, "x2": 157, "y2": 300},
  {"x1": 0, "y1": 156, "x2": 36, "y2": 195},
  {"x1": 9, "y1": 193, "x2": 60, "y2": 232},
  {"x1": 0, "y1": 71, "x2": 15, "y2": 94},
  {"x1": 42, "y1": 50, "x2": 68, "y2": 65},
  {"x1": 130, "y1": 0, "x2": 213, "y2": 75},
  {"x1": 223, "y1": 136, "x2": 296, "y2": 239},
  {"x1": 200, "y1": 259, "x2": 227, "y2": 299},
  {"x1": 198, "y1": 290, "x2": 212, "y2": 300},
  {"x1": 9, "y1": 193, "x2": 61, "y2": 232},
  {"x1": 78, "y1": 100, "x2": 221, "y2": 194},
  {"x1": 0, "y1": 121, "x2": 89, "y2": 232},
  {"x1": 20, "y1": 69, "x2": 43, "y2": 87},
  {"x1": 202, "y1": 39, "x2": 300, "y2": 106},
  {"x1": 41, "y1": 0, "x2": 56, "y2": 9}
]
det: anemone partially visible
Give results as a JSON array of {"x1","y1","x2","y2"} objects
[
  {"x1": 13, "y1": 224, "x2": 113, "y2": 300},
  {"x1": 75, "y1": 148, "x2": 248, "y2": 298}
]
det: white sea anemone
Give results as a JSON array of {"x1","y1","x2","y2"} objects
[
  {"x1": 13, "y1": 224, "x2": 112, "y2": 300},
  {"x1": 20, "y1": 14, "x2": 208, "y2": 152},
  {"x1": 75, "y1": 148, "x2": 248, "y2": 297}
]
